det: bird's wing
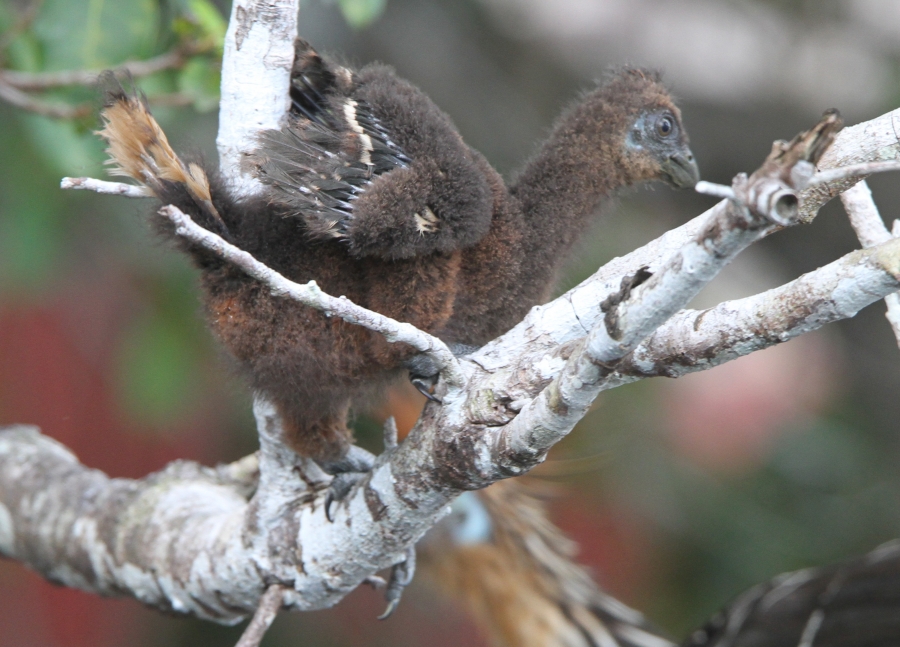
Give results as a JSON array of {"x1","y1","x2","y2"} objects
[
  {"x1": 685, "y1": 540, "x2": 900, "y2": 647},
  {"x1": 255, "y1": 42, "x2": 412, "y2": 241},
  {"x1": 254, "y1": 41, "x2": 493, "y2": 260}
]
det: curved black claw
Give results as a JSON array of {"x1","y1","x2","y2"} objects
[
  {"x1": 405, "y1": 343, "x2": 478, "y2": 404},
  {"x1": 319, "y1": 446, "x2": 376, "y2": 522},
  {"x1": 323, "y1": 472, "x2": 366, "y2": 522},
  {"x1": 411, "y1": 377, "x2": 442, "y2": 403},
  {"x1": 378, "y1": 546, "x2": 416, "y2": 620}
]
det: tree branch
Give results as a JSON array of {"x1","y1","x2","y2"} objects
[
  {"x1": 234, "y1": 585, "x2": 285, "y2": 647},
  {"x1": 841, "y1": 180, "x2": 900, "y2": 348},
  {"x1": 216, "y1": 0, "x2": 298, "y2": 196},
  {"x1": 9, "y1": 0, "x2": 900, "y2": 635},
  {"x1": 0, "y1": 76, "x2": 91, "y2": 119},
  {"x1": 0, "y1": 48, "x2": 191, "y2": 91},
  {"x1": 60, "y1": 177, "x2": 153, "y2": 197},
  {"x1": 613, "y1": 235, "x2": 900, "y2": 383}
]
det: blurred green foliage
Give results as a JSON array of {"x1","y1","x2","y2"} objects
[
  {"x1": 0, "y1": 0, "x2": 390, "y2": 430},
  {"x1": 33, "y1": 0, "x2": 160, "y2": 70},
  {"x1": 0, "y1": 0, "x2": 232, "y2": 428},
  {"x1": 335, "y1": 0, "x2": 386, "y2": 29}
]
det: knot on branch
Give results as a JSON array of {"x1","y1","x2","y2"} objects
[
  {"x1": 739, "y1": 109, "x2": 844, "y2": 226},
  {"x1": 601, "y1": 267, "x2": 653, "y2": 341}
]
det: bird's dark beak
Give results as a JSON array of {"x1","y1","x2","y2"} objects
[{"x1": 661, "y1": 148, "x2": 700, "y2": 189}]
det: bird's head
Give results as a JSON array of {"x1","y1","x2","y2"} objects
[
  {"x1": 611, "y1": 69, "x2": 699, "y2": 189},
  {"x1": 625, "y1": 105, "x2": 699, "y2": 189}
]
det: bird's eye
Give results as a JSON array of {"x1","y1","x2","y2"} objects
[{"x1": 656, "y1": 115, "x2": 674, "y2": 137}]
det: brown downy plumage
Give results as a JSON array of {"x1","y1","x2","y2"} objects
[{"x1": 97, "y1": 40, "x2": 696, "y2": 465}]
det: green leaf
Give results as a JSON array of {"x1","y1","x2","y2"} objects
[
  {"x1": 32, "y1": 0, "x2": 160, "y2": 70},
  {"x1": 187, "y1": 0, "x2": 226, "y2": 52},
  {"x1": 177, "y1": 56, "x2": 221, "y2": 112},
  {"x1": 337, "y1": 0, "x2": 387, "y2": 29},
  {"x1": 4, "y1": 30, "x2": 43, "y2": 72},
  {"x1": 21, "y1": 113, "x2": 104, "y2": 176}
]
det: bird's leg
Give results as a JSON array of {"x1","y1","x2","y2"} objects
[
  {"x1": 320, "y1": 416, "x2": 400, "y2": 522},
  {"x1": 319, "y1": 445, "x2": 376, "y2": 522},
  {"x1": 378, "y1": 545, "x2": 416, "y2": 620},
  {"x1": 405, "y1": 343, "x2": 478, "y2": 403},
  {"x1": 362, "y1": 415, "x2": 416, "y2": 617}
]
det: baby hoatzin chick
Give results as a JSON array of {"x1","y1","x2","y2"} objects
[{"x1": 97, "y1": 39, "x2": 698, "y2": 482}]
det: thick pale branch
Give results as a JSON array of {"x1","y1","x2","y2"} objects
[
  {"x1": 217, "y1": 0, "x2": 299, "y2": 195},
  {"x1": 841, "y1": 180, "x2": 900, "y2": 347},
  {"x1": 0, "y1": 426, "x2": 260, "y2": 622},
  {"x1": 498, "y1": 160, "x2": 805, "y2": 464},
  {"x1": 0, "y1": 408, "x2": 455, "y2": 619},
  {"x1": 612, "y1": 236, "x2": 900, "y2": 383},
  {"x1": 483, "y1": 115, "x2": 841, "y2": 466}
]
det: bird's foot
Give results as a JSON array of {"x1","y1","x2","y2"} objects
[
  {"x1": 318, "y1": 445, "x2": 376, "y2": 522},
  {"x1": 378, "y1": 546, "x2": 416, "y2": 620},
  {"x1": 405, "y1": 343, "x2": 479, "y2": 403}
]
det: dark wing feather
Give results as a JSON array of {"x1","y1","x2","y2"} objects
[
  {"x1": 684, "y1": 541, "x2": 900, "y2": 647},
  {"x1": 256, "y1": 41, "x2": 411, "y2": 239}
]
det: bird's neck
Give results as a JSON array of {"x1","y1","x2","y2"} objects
[{"x1": 509, "y1": 94, "x2": 633, "y2": 288}]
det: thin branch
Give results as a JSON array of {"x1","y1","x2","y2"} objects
[
  {"x1": 0, "y1": 77, "x2": 90, "y2": 119},
  {"x1": 61, "y1": 177, "x2": 152, "y2": 197},
  {"x1": 694, "y1": 180, "x2": 735, "y2": 200},
  {"x1": 611, "y1": 235, "x2": 900, "y2": 384},
  {"x1": 0, "y1": 48, "x2": 191, "y2": 91},
  {"x1": 842, "y1": 180, "x2": 891, "y2": 247},
  {"x1": 234, "y1": 585, "x2": 284, "y2": 647},
  {"x1": 840, "y1": 180, "x2": 900, "y2": 347},
  {"x1": 810, "y1": 160, "x2": 900, "y2": 186},
  {"x1": 158, "y1": 205, "x2": 467, "y2": 391}
]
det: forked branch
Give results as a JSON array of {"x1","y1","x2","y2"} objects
[{"x1": 5, "y1": 0, "x2": 900, "y2": 638}]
